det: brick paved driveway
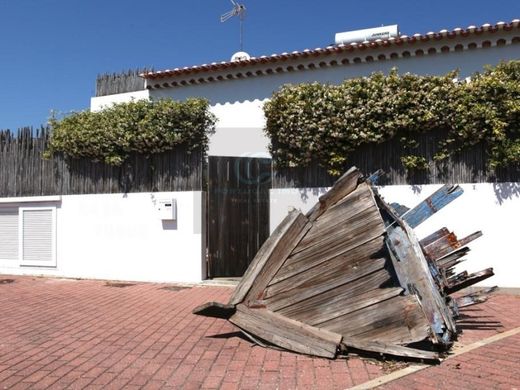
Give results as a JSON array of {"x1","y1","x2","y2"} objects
[{"x1": 0, "y1": 275, "x2": 518, "y2": 389}]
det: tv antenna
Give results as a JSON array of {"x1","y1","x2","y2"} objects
[{"x1": 221, "y1": 0, "x2": 247, "y2": 52}]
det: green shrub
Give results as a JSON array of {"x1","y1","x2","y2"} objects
[
  {"x1": 264, "y1": 61, "x2": 520, "y2": 175},
  {"x1": 46, "y1": 98, "x2": 216, "y2": 165}
]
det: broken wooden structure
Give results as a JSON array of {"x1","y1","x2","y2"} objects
[{"x1": 194, "y1": 167, "x2": 495, "y2": 360}]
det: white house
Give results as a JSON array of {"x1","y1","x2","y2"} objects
[{"x1": 1, "y1": 20, "x2": 518, "y2": 286}]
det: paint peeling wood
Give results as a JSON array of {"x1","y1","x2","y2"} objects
[
  {"x1": 402, "y1": 185, "x2": 464, "y2": 228},
  {"x1": 420, "y1": 227, "x2": 451, "y2": 247},
  {"x1": 429, "y1": 231, "x2": 483, "y2": 262}
]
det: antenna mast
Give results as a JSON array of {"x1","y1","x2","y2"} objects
[{"x1": 221, "y1": 0, "x2": 247, "y2": 51}]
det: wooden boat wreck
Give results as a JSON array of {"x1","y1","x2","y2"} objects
[{"x1": 194, "y1": 167, "x2": 495, "y2": 360}]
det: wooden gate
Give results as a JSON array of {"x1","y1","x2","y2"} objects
[{"x1": 207, "y1": 156, "x2": 272, "y2": 278}]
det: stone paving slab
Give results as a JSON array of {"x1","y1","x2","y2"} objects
[{"x1": 0, "y1": 275, "x2": 518, "y2": 389}]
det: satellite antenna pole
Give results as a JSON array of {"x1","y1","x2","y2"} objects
[{"x1": 221, "y1": 0, "x2": 247, "y2": 51}]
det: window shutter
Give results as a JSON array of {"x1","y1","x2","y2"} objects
[
  {"x1": 0, "y1": 209, "x2": 18, "y2": 261},
  {"x1": 21, "y1": 209, "x2": 54, "y2": 265}
]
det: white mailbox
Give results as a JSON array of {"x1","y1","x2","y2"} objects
[{"x1": 157, "y1": 199, "x2": 177, "y2": 220}]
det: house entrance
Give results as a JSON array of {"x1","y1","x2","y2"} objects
[{"x1": 207, "y1": 156, "x2": 272, "y2": 278}]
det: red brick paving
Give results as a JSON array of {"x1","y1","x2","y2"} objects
[{"x1": 0, "y1": 275, "x2": 518, "y2": 389}]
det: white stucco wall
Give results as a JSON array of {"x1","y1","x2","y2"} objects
[
  {"x1": 270, "y1": 183, "x2": 520, "y2": 288},
  {"x1": 0, "y1": 191, "x2": 206, "y2": 283},
  {"x1": 90, "y1": 90, "x2": 150, "y2": 112}
]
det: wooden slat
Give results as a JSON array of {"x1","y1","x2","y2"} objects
[
  {"x1": 435, "y1": 247, "x2": 470, "y2": 268},
  {"x1": 271, "y1": 131, "x2": 520, "y2": 188},
  {"x1": 229, "y1": 305, "x2": 341, "y2": 358},
  {"x1": 265, "y1": 257, "x2": 386, "y2": 312},
  {"x1": 276, "y1": 268, "x2": 391, "y2": 319},
  {"x1": 351, "y1": 304, "x2": 430, "y2": 346},
  {"x1": 293, "y1": 184, "x2": 382, "y2": 254},
  {"x1": 420, "y1": 227, "x2": 451, "y2": 247},
  {"x1": 308, "y1": 287, "x2": 403, "y2": 327},
  {"x1": 385, "y1": 218, "x2": 457, "y2": 343},
  {"x1": 228, "y1": 209, "x2": 308, "y2": 305},
  {"x1": 402, "y1": 185, "x2": 464, "y2": 228},
  {"x1": 446, "y1": 268, "x2": 494, "y2": 294},
  {"x1": 306, "y1": 166, "x2": 361, "y2": 221},
  {"x1": 265, "y1": 236, "x2": 385, "y2": 299},
  {"x1": 422, "y1": 232, "x2": 459, "y2": 259},
  {"x1": 320, "y1": 295, "x2": 430, "y2": 346},
  {"x1": 341, "y1": 337, "x2": 439, "y2": 360},
  {"x1": 429, "y1": 231, "x2": 483, "y2": 262},
  {"x1": 0, "y1": 128, "x2": 203, "y2": 197}
]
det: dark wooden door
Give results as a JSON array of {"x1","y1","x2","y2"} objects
[{"x1": 208, "y1": 156, "x2": 272, "y2": 277}]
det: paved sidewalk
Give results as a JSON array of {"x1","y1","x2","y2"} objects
[{"x1": 0, "y1": 275, "x2": 518, "y2": 389}]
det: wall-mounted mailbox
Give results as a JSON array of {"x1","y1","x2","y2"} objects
[{"x1": 157, "y1": 199, "x2": 177, "y2": 220}]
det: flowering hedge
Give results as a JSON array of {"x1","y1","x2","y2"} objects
[
  {"x1": 46, "y1": 98, "x2": 216, "y2": 165},
  {"x1": 264, "y1": 61, "x2": 519, "y2": 175}
]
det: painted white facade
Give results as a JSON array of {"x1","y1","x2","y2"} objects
[
  {"x1": 90, "y1": 90, "x2": 150, "y2": 112},
  {"x1": 270, "y1": 183, "x2": 520, "y2": 288},
  {"x1": 0, "y1": 192, "x2": 206, "y2": 283}
]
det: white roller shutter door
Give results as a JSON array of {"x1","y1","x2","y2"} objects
[
  {"x1": 20, "y1": 208, "x2": 56, "y2": 267},
  {"x1": 0, "y1": 209, "x2": 18, "y2": 261}
]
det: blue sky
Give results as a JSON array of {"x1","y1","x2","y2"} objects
[{"x1": 0, "y1": 0, "x2": 518, "y2": 131}]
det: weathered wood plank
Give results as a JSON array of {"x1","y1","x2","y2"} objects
[
  {"x1": 229, "y1": 304, "x2": 341, "y2": 358},
  {"x1": 429, "y1": 231, "x2": 483, "y2": 262},
  {"x1": 307, "y1": 287, "x2": 403, "y2": 327},
  {"x1": 387, "y1": 228, "x2": 455, "y2": 343},
  {"x1": 293, "y1": 186, "x2": 384, "y2": 255},
  {"x1": 266, "y1": 237, "x2": 385, "y2": 299},
  {"x1": 445, "y1": 268, "x2": 494, "y2": 294},
  {"x1": 351, "y1": 302, "x2": 431, "y2": 346},
  {"x1": 402, "y1": 185, "x2": 464, "y2": 228},
  {"x1": 319, "y1": 295, "x2": 429, "y2": 346},
  {"x1": 383, "y1": 201, "x2": 457, "y2": 344},
  {"x1": 276, "y1": 269, "x2": 391, "y2": 319},
  {"x1": 306, "y1": 166, "x2": 362, "y2": 221},
  {"x1": 435, "y1": 247, "x2": 470, "y2": 268},
  {"x1": 341, "y1": 337, "x2": 439, "y2": 360},
  {"x1": 265, "y1": 258, "x2": 386, "y2": 312},
  {"x1": 420, "y1": 227, "x2": 451, "y2": 247}
]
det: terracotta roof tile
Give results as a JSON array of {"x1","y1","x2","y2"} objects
[{"x1": 142, "y1": 19, "x2": 519, "y2": 81}]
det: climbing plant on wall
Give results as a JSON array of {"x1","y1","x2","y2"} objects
[
  {"x1": 264, "y1": 61, "x2": 519, "y2": 175},
  {"x1": 46, "y1": 98, "x2": 216, "y2": 166}
]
